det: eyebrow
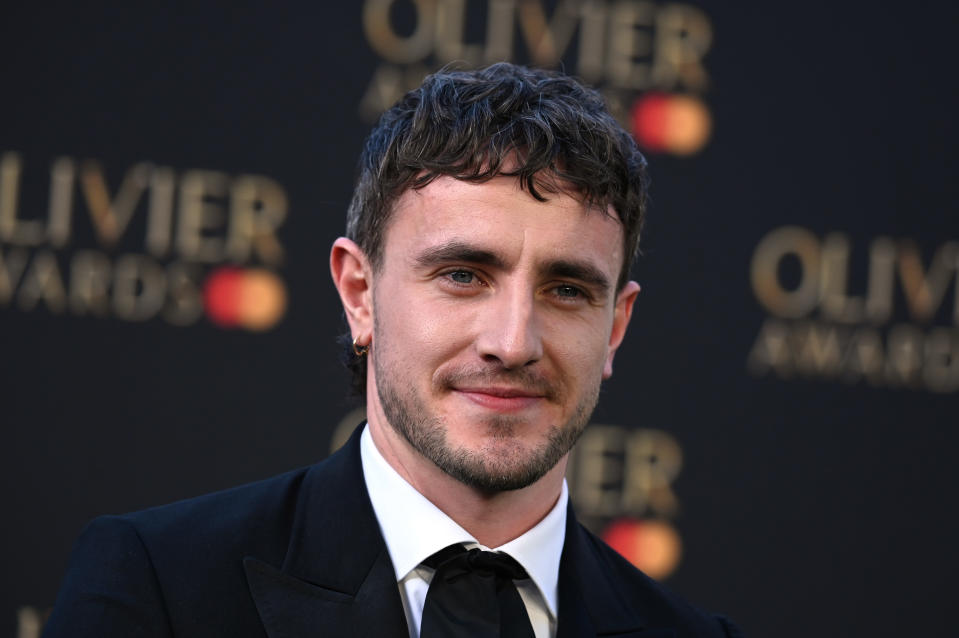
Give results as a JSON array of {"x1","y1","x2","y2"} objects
[
  {"x1": 413, "y1": 240, "x2": 613, "y2": 294},
  {"x1": 413, "y1": 240, "x2": 506, "y2": 270},
  {"x1": 540, "y1": 259, "x2": 612, "y2": 294}
]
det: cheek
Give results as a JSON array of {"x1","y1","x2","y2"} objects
[
  {"x1": 413, "y1": 314, "x2": 454, "y2": 359},
  {"x1": 546, "y1": 317, "x2": 613, "y2": 376},
  {"x1": 378, "y1": 297, "x2": 468, "y2": 364}
]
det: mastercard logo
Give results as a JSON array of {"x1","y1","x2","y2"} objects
[
  {"x1": 631, "y1": 93, "x2": 712, "y2": 156},
  {"x1": 601, "y1": 517, "x2": 683, "y2": 580},
  {"x1": 203, "y1": 267, "x2": 287, "y2": 331}
]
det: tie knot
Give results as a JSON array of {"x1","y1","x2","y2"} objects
[
  {"x1": 420, "y1": 544, "x2": 536, "y2": 638},
  {"x1": 424, "y1": 544, "x2": 530, "y2": 581},
  {"x1": 464, "y1": 548, "x2": 530, "y2": 580}
]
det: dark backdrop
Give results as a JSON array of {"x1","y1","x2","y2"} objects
[{"x1": 2, "y1": 2, "x2": 956, "y2": 637}]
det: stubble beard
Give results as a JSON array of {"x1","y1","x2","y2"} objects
[{"x1": 373, "y1": 338, "x2": 600, "y2": 493}]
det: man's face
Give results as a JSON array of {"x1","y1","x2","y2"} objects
[{"x1": 366, "y1": 175, "x2": 638, "y2": 492}]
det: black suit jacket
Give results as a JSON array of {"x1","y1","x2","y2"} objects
[{"x1": 44, "y1": 427, "x2": 741, "y2": 637}]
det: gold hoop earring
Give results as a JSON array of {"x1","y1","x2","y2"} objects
[{"x1": 352, "y1": 337, "x2": 370, "y2": 357}]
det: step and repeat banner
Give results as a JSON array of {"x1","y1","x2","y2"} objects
[{"x1": 2, "y1": 3, "x2": 955, "y2": 637}]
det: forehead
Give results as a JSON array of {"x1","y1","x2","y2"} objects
[{"x1": 382, "y1": 176, "x2": 625, "y2": 277}]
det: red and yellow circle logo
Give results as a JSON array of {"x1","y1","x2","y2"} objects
[
  {"x1": 602, "y1": 517, "x2": 683, "y2": 580},
  {"x1": 631, "y1": 93, "x2": 712, "y2": 156},
  {"x1": 203, "y1": 267, "x2": 287, "y2": 331}
]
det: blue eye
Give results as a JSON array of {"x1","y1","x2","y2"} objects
[
  {"x1": 555, "y1": 285, "x2": 581, "y2": 298},
  {"x1": 448, "y1": 271, "x2": 474, "y2": 284}
]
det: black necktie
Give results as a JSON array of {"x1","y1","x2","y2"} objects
[{"x1": 420, "y1": 544, "x2": 536, "y2": 638}]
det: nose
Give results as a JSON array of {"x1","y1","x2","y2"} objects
[{"x1": 474, "y1": 285, "x2": 543, "y2": 369}]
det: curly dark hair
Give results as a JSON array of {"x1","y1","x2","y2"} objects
[{"x1": 342, "y1": 62, "x2": 649, "y2": 396}]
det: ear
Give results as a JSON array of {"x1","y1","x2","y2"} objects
[
  {"x1": 603, "y1": 280, "x2": 641, "y2": 379},
  {"x1": 330, "y1": 237, "x2": 374, "y2": 344}
]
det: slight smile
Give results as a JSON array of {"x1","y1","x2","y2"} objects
[{"x1": 453, "y1": 386, "x2": 547, "y2": 412}]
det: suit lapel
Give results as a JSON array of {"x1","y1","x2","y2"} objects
[
  {"x1": 557, "y1": 504, "x2": 675, "y2": 638},
  {"x1": 242, "y1": 428, "x2": 676, "y2": 637},
  {"x1": 244, "y1": 426, "x2": 408, "y2": 638}
]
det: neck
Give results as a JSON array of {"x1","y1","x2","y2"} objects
[{"x1": 366, "y1": 413, "x2": 566, "y2": 549}]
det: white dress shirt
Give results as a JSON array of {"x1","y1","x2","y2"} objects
[{"x1": 360, "y1": 425, "x2": 568, "y2": 638}]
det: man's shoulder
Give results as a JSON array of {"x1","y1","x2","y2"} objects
[
  {"x1": 126, "y1": 464, "x2": 309, "y2": 529},
  {"x1": 44, "y1": 440, "x2": 369, "y2": 637},
  {"x1": 81, "y1": 430, "x2": 367, "y2": 578},
  {"x1": 570, "y1": 521, "x2": 743, "y2": 637},
  {"x1": 80, "y1": 463, "x2": 315, "y2": 582}
]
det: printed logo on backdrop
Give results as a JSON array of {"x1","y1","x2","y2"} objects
[
  {"x1": 332, "y1": 410, "x2": 685, "y2": 580},
  {"x1": 359, "y1": 0, "x2": 714, "y2": 156},
  {"x1": 749, "y1": 226, "x2": 959, "y2": 393},
  {"x1": 0, "y1": 152, "x2": 289, "y2": 331}
]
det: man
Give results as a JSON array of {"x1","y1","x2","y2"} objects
[{"x1": 44, "y1": 64, "x2": 742, "y2": 637}]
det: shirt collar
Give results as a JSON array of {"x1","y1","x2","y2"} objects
[{"x1": 360, "y1": 424, "x2": 567, "y2": 618}]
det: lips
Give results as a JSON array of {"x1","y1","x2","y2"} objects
[
  {"x1": 453, "y1": 385, "x2": 546, "y2": 412},
  {"x1": 456, "y1": 385, "x2": 542, "y2": 398}
]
